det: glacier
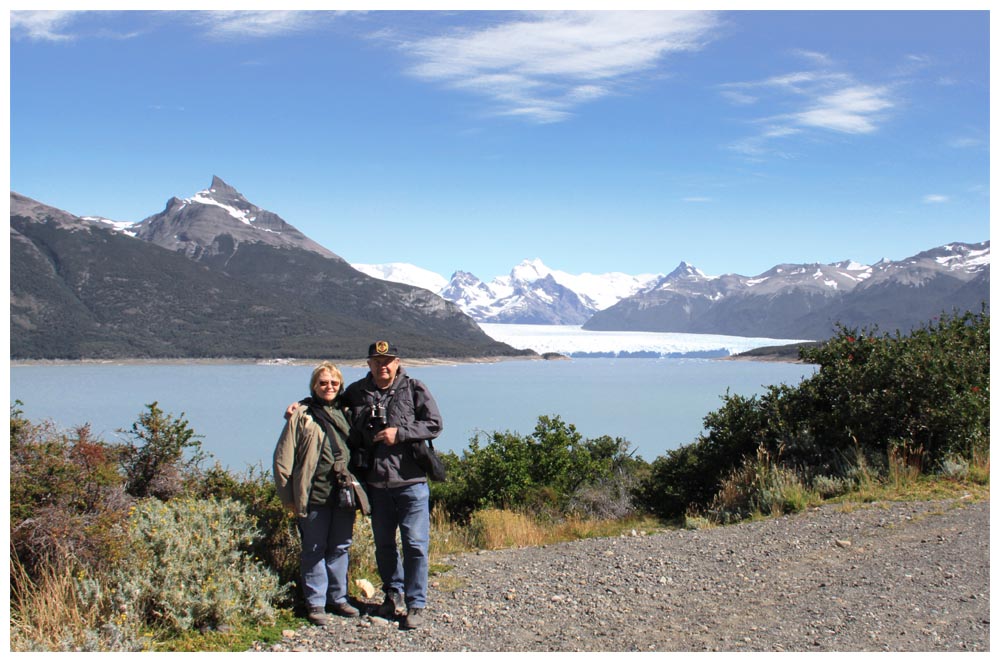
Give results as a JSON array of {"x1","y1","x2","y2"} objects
[{"x1": 479, "y1": 323, "x2": 810, "y2": 358}]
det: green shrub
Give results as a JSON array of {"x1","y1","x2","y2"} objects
[
  {"x1": 636, "y1": 308, "x2": 989, "y2": 520},
  {"x1": 433, "y1": 415, "x2": 646, "y2": 522},
  {"x1": 118, "y1": 402, "x2": 207, "y2": 500},
  {"x1": 797, "y1": 308, "x2": 989, "y2": 470},
  {"x1": 87, "y1": 497, "x2": 288, "y2": 633}
]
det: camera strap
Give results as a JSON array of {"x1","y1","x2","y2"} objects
[
  {"x1": 308, "y1": 403, "x2": 371, "y2": 515},
  {"x1": 307, "y1": 403, "x2": 351, "y2": 465},
  {"x1": 372, "y1": 387, "x2": 395, "y2": 412}
]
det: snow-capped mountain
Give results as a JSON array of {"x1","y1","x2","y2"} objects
[
  {"x1": 356, "y1": 242, "x2": 988, "y2": 339},
  {"x1": 133, "y1": 176, "x2": 339, "y2": 262},
  {"x1": 585, "y1": 242, "x2": 990, "y2": 340},
  {"x1": 354, "y1": 257, "x2": 663, "y2": 324}
]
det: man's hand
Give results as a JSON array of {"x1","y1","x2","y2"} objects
[
  {"x1": 374, "y1": 427, "x2": 399, "y2": 446},
  {"x1": 284, "y1": 401, "x2": 301, "y2": 421}
]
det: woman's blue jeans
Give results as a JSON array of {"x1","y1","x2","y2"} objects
[
  {"x1": 369, "y1": 481, "x2": 430, "y2": 609},
  {"x1": 298, "y1": 505, "x2": 356, "y2": 609}
]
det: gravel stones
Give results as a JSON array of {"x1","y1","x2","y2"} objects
[{"x1": 256, "y1": 500, "x2": 988, "y2": 652}]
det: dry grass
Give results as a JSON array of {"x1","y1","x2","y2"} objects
[
  {"x1": 834, "y1": 448, "x2": 989, "y2": 505},
  {"x1": 430, "y1": 503, "x2": 476, "y2": 556},
  {"x1": 9, "y1": 555, "x2": 137, "y2": 652},
  {"x1": 457, "y1": 508, "x2": 663, "y2": 551},
  {"x1": 468, "y1": 509, "x2": 546, "y2": 550}
]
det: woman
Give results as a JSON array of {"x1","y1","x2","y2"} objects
[{"x1": 274, "y1": 361, "x2": 369, "y2": 626}]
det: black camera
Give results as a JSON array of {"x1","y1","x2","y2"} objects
[{"x1": 336, "y1": 485, "x2": 355, "y2": 509}]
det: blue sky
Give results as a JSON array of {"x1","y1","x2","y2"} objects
[{"x1": 8, "y1": 7, "x2": 991, "y2": 281}]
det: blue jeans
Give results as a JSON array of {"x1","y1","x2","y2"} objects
[
  {"x1": 369, "y1": 482, "x2": 430, "y2": 609},
  {"x1": 298, "y1": 505, "x2": 356, "y2": 609}
]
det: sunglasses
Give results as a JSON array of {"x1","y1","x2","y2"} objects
[{"x1": 316, "y1": 380, "x2": 340, "y2": 388}]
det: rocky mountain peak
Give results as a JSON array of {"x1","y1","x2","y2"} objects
[
  {"x1": 209, "y1": 175, "x2": 241, "y2": 197},
  {"x1": 664, "y1": 261, "x2": 706, "y2": 281},
  {"x1": 134, "y1": 177, "x2": 339, "y2": 262}
]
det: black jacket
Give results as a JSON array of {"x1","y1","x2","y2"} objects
[{"x1": 342, "y1": 368, "x2": 443, "y2": 489}]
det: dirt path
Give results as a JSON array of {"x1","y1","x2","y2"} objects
[{"x1": 260, "y1": 499, "x2": 989, "y2": 652}]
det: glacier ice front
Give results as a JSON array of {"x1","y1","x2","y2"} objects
[{"x1": 478, "y1": 324, "x2": 809, "y2": 358}]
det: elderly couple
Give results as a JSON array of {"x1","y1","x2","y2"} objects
[{"x1": 273, "y1": 340, "x2": 443, "y2": 630}]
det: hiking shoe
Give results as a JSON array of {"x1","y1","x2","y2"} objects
[
  {"x1": 378, "y1": 589, "x2": 406, "y2": 618},
  {"x1": 328, "y1": 601, "x2": 360, "y2": 617},
  {"x1": 306, "y1": 607, "x2": 332, "y2": 626},
  {"x1": 401, "y1": 607, "x2": 425, "y2": 630}
]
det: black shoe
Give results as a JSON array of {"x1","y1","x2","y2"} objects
[
  {"x1": 328, "y1": 601, "x2": 360, "y2": 617},
  {"x1": 401, "y1": 607, "x2": 425, "y2": 630},
  {"x1": 377, "y1": 589, "x2": 406, "y2": 618}
]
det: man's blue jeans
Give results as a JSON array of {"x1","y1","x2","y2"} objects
[
  {"x1": 298, "y1": 505, "x2": 356, "y2": 609},
  {"x1": 369, "y1": 481, "x2": 430, "y2": 609}
]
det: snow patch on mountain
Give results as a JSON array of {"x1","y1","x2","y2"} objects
[
  {"x1": 353, "y1": 262, "x2": 449, "y2": 293},
  {"x1": 187, "y1": 191, "x2": 258, "y2": 226},
  {"x1": 81, "y1": 216, "x2": 137, "y2": 236}
]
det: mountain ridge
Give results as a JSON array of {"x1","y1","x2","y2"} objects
[
  {"x1": 9, "y1": 182, "x2": 529, "y2": 360},
  {"x1": 356, "y1": 243, "x2": 989, "y2": 339},
  {"x1": 10, "y1": 178, "x2": 989, "y2": 354}
]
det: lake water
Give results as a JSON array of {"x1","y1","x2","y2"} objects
[{"x1": 9, "y1": 358, "x2": 814, "y2": 470}]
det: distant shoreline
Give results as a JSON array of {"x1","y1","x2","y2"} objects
[
  {"x1": 9, "y1": 355, "x2": 546, "y2": 368},
  {"x1": 10, "y1": 351, "x2": 805, "y2": 367}
]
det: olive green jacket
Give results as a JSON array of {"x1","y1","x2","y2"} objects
[{"x1": 273, "y1": 404, "x2": 368, "y2": 518}]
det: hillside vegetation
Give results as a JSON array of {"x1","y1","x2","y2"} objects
[{"x1": 9, "y1": 309, "x2": 989, "y2": 651}]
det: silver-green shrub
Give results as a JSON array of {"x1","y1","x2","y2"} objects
[
  {"x1": 103, "y1": 497, "x2": 288, "y2": 632},
  {"x1": 937, "y1": 455, "x2": 970, "y2": 480},
  {"x1": 811, "y1": 474, "x2": 853, "y2": 499}
]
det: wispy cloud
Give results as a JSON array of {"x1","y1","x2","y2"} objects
[
  {"x1": 395, "y1": 11, "x2": 721, "y2": 124},
  {"x1": 683, "y1": 196, "x2": 712, "y2": 203},
  {"x1": 10, "y1": 11, "x2": 78, "y2": 41},
  {"x1": 948, "y1": 136, "x2": 986, "y2": 149},
  {"x1": 793, "y1": 85, "x2": 894, "y2": 134},
  {"x1": 923, "y1": 194, "x2": 949, "y2": 204},
  {"x1": 195, "y1": 11, "x2": 332, "y2": 39},
  {"x1": 721, "y1": 51, "x2": 896, "y2": 156}
]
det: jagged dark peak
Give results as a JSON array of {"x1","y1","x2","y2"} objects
[
  {"x1": 209, "y1": 175, "x2": 240, "y2": 197},
  {"x1": 192, "y1": 176, "x2": 251, "y2": 209},
  {"x1": 202, "y1": 175, "x2": 251, "y2": 207},
  {"x1": 664, "y1": 261, "x2": 706, "y2": 280},
  {"x1": 132, "y1": 177, "x2": 341, "y2": 261}
]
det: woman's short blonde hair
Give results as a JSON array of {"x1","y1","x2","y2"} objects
[{"x1": 310, "y1": 361, "x2": 344, "y2": 397}]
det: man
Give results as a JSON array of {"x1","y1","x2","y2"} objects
[{"x1": 291, "y1": 340, "x2": 443, "y2": 630}]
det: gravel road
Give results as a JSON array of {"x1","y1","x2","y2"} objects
[{"x1": 259, "y1": 499, "x2": 989, "y2": 652}]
